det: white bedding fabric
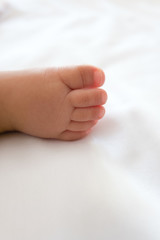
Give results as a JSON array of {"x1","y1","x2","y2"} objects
[{"x1": 0, "y1": 0, "x2": 160, "y2": 239}]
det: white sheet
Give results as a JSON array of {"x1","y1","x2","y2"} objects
[{"x1": 0, "y1": 0, "x2": 160, "y2": 239}]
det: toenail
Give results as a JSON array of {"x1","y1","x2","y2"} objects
[
  {"x1": 94, "y1": 69, "x2": 104, "y2": 86},
  {"x1": 102, "y1": 92, "x2": 108, "y2": 103},
  {"x1": 99, "y1": 108, "x2": 105, "y2": 118}
]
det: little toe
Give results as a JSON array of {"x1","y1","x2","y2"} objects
[
  {"x1": 57, "y1": 65, "x2": 105, "y2": 89},
  {"x1": 71, "y1": 106, "x2": 105, "y2": 121},
  {"x1": 58, "y1": 130, "x2": 91, "y2": 141},
  {"x1": 67, "y1": 120, "x2": 97, "y2": 131},
  {"x1": 70, "y1": 88, "x2": 107, "y2": 108}
]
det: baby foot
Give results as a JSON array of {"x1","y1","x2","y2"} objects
[{"x1": 5, "y1": 66, "x2": 107, "y2": 140}]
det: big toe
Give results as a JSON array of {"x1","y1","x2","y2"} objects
[{"x1": 57, "y1": 65, "x2": 105, "y2": 90}]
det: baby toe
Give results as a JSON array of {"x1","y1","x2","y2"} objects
[
  {"x1": 57, "y1": 65, "x2": 105, "y2": 89},
  {"x1": 70, "y1": 88, "x2": 107, "y2": 108},
  {"x1": 71, "y1": 106, "x2": 105, "y2": 121},
  {"x1": 58, "y1": 130, "x2": 91, "y2": 141},
  {"x1": 67, "y1": 120, "x2": 97, "y2": 131}
]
